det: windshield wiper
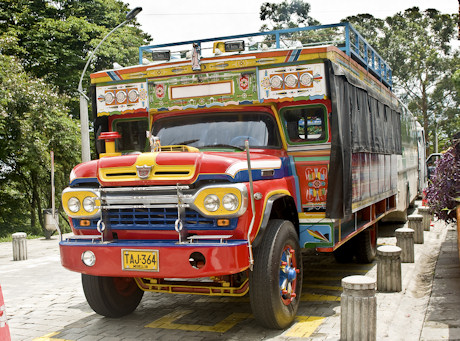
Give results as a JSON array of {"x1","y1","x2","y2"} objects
[{"x1": 201, "y1": 144, "x2": 245, "y2": 151}]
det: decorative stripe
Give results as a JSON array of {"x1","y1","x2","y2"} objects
[
  {"x1": 286, "y1": 49, "x2": 302, "y2": 63},
  {"x1": 107, "y1": 71, "x2": 122, "y2": 81},
  {"x1": 225, "y1": 159, "x2": 282, "y2": 177}
]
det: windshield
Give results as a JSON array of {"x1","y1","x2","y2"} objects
[{"x1": 151, "y1": 112, "x2": 282, "y2": 150}]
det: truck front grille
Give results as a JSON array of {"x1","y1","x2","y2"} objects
[{"x1": 107, "y1": 207, "x2": 229, "y2": 230}]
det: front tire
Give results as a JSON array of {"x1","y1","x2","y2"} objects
[
  {"x1": 82, "y1": 275, "x2": 144, "y2": 318},
  {"x1": 249, "y1": 219, "x2": 302, "y2": 329}
]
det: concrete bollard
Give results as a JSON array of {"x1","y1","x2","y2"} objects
[
  {"x1": 377, "y1": 245, "x2": 402, "y2": 292},
  {"x1": 395, "y1": 227, "x2": 415, "y2": 263},
  {"x1": 12, "y1": 232, "x2": 27, "y2": 261},
  {"x1": 341, "y1": 275, "x2": 376, "y2": 341},
  {"x1": 408, "y1": 214, "x2": 424, "y2": 244},
  {"x1": 417, "y1": 206, "x2": 432, "y2": 231}
]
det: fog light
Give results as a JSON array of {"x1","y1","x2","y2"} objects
[{"x1": 81, "y1": 251, "x2": 96, "y2": 267}]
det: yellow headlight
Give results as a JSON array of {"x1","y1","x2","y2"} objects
[{"x1": 62, "y1": 188, "x2": 101, "y2": 218}]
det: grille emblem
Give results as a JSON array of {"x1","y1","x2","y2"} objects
[{"x1": 136, "y1": 165, "x2": 152, "y2": 179}]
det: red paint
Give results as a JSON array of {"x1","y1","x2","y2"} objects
[{"x1": 60, "y1": 242, "x2": 249, "y2": 278}]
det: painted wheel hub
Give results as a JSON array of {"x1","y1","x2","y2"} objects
[{"x1": 279, "y1": 246, "x2": 299, "y2": 305}]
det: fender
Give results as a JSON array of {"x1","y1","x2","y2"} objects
[{"x1": 252, "y1": 193, "x2": 298, "y2": 248}]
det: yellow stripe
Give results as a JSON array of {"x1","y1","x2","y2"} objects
[
  {"x1": 145, "y1": 309, "x2": 251, "y2": 333},
  {"x1": 285, "y1": 316, "x2": 325, "y2": 338},
  {"x1": 33, "y1": 332, "x2": 71, "y2": 341}
]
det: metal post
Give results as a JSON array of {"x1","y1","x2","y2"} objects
[{"x1": 78, "y1": 7, "x2": 142, "y2": 163}]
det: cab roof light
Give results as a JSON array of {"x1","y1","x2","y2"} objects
[
  {"x1": 151, "y1": 50, "x2": 171, "y2": 61},
  {"x1": 224, "y1": 40, "x2": 245, "y2": 52}
]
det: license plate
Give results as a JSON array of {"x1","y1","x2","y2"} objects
[{"x1": 122, "y1": 249, "x2": 159, "y2": 271}]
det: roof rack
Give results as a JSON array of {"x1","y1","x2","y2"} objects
[{"x1": 139, "y1": 22, "x2": 392, "y2": 89}]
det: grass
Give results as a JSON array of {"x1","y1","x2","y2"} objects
[{"x1": 0, "y1": 234, "x2": 44, "y2": 243}]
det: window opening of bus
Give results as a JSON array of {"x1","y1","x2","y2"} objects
[
  {"x1": 113, "y1": 118, "x2": 149, "y2": 153},
  {"x1": 281, "y1": 105, "x2": 328, "y2": 144},
  {"x1": 151, "y1": 112, "x2": 282, "y2": 150}
]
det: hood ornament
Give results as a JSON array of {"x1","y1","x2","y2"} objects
[{"x1": 136, "y1": 165, "x2": 152, "y2": 179}]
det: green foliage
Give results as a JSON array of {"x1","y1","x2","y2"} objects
[
  {"x1": 259, "y1": 0, "x2": 340, "y2": 48},
  {"x1": 0, "y1": 0, "x2": 151, "y2": 118},
  {"x1": 0, "y1": 0, "x2": 152, "y2": 237},
  {"x1": 0, "y1": 53, "x2": 80, "y2": 237}
]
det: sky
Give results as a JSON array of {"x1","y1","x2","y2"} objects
[{"x1": 123, "y1": 0, "x2": 458, "y2": 45}]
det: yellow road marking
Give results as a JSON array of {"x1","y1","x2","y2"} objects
[
  {"x1": 301, "y1": 293, "x2": 340, "y2": 302},
  {"x1": 33, "y1": 332, "x2": 72, "y2": 341},
  {"x1": 303, "y1": 283, "x2": 342, "y2": 291},
  {"x1": 145, "y1": 309, "x2": 251, "y2": 333},
  {"x1": 308, "y1": 268, "x2": 369, "y2": 273},
  {"x1": 304, "y1": 276, "x2": 344, "y2": 281},
  {"x1": 147, "y1": 309, "x2": 326, "y2": 336},
  {"x1": 285, "y1": 316, "x2": 325, "y2": 338}
]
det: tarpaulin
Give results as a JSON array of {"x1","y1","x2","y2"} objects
[{"x1": 325, "y1": 61, "x2": 402, "y2": 219}]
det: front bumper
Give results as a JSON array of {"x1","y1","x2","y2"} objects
[{"x1": 59, "y1": 237, "x2": 250, "y2": 278}]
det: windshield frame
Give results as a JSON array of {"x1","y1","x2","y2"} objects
[{"x1": 150, "y1": 107, "x2": 283, "y2": 151}]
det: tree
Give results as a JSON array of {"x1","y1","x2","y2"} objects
[
  {"x1": 0, "y1": 51, "x2": 80, "y2": 237},
  {"x1": 259, "y1": 0, "x2": 342, "y2": 48},
  {"x1": 0, "y1": 0, "x2": 152, "y2": 118},
  {"x1": 344, "y1": 8, "x2": 459, "y2": 154}
]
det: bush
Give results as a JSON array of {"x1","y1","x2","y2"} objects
[{"x1": 426, "y1": 140, "x2": 460, "y2": 223}]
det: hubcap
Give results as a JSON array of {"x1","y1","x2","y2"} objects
[{"x1": 279, "y1": 246, "x2": 299, "y2": 305}]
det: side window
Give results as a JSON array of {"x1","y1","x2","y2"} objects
[
  {"x1": 113, "y1": 118, "x2": 149, "y2": 153},
  {"x1": 282, "y1": 106, "x2": 327, "y2": 144}
]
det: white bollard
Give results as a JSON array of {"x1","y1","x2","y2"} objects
[
  {"x1": 417, "y1": 206, "x2": 432, "y2": 231},
  {"x1": 377, "y1": 245, "x2": 402, "y2": 292},
  {"x1": 341, "y1": 275, "x2": 377, "y2": 341},
  {"x1": 408, "y1": 214, "x2": 424, "y2": 244},
  {"x1": 12, "y1": 232, "x2": 27, "y2": 261},
  {"x1": 395, "y1": 227, "x2": 415, "y2": 263}
]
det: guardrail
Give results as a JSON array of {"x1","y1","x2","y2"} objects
[{"x1": 138, "y1": 22, "x2": 392, "y2": 89}]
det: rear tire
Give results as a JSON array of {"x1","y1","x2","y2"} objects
[
  {"x1": 355, "y1": 224, "x2": 378, "y2": 263},
  {"x1": 249, "y1": 219, "x2": 302, "y2": 329},
  {"x1": 82, "y1": 274, "x2": 144, "y2": 318}
]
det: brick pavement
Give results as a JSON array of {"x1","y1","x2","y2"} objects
[{"x1": 0, "y1": 211, "x2": 457, "y2": 341}]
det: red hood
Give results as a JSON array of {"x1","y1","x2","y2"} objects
[{"x1": 71, "y1": 151, "x2": 284, "y2": 187}]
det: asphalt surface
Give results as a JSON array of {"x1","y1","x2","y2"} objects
[{"x1": 0, "y1": 205, "x2": 458, "y2": 341}]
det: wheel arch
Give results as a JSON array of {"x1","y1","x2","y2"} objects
[{"x1": 252, "y1": 194, "x2": 299, "y2": 248}]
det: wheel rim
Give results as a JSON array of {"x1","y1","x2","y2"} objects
[
  {"x1": 279, "y1": 245, "x2": 299, "y2": 305},
  {"x1": 113, "y1": 277, "x2": 138, "y2": 297}
]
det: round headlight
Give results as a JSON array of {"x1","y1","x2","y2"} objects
[
  {"x1": 270, "y1": 75, "x2": 283, "y2": 89},
  {"x1": 203, "y1": 194, "x2": 220, "y2": 212},
  {"x1": 104, "y1": 92, "x2": 115, "y2": 105},
  {"x1": 82, "y1": 197, "x2": 96, "y2": 213},
  {"x1": 81, "y1": 251, "x2": 96, "y2": 267},
  {"x1": 222, "y1": 193, "x2": 239, "y2": 211},
  {"x1": 128, "y1": 89, "x2": 139, "y2": 103},
  {"x1": 284, "y1": 74, "x2": 298, "y2": 88},
  {"x1": 300, "y1": 72, "x2": 313, "y2": 86},
  {"x1": 116, "y1": 90, "x2": 127, "y2": 103},
  {"x1": 68, "y1": 197, "x2": 80, "y2": 213}
]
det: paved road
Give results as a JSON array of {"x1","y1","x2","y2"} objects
[{"x1": 0, "y1": 211, "x2": 457, "y2": 341}]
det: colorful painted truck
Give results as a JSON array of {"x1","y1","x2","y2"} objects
[{"x1": 59, "y1": 23, "x2": 423, "y2": 328}]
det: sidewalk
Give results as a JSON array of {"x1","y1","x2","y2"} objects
[{"x1": 421, "y1": 225, "x2": 460, "y2": 340}]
